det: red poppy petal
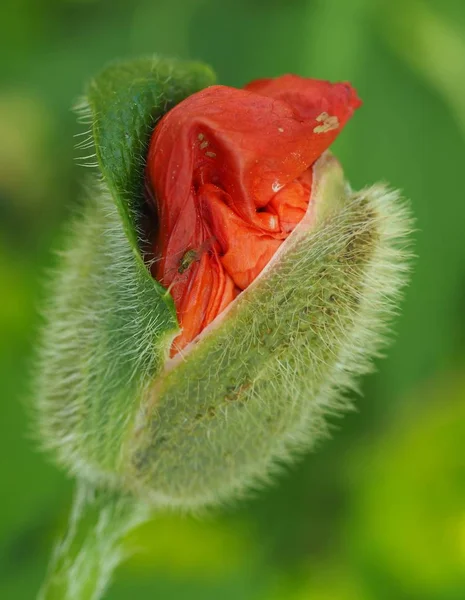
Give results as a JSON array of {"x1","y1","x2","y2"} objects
[
  {"x1": 244, "y1": 74, "x2": 362, "y2": 122},
  {"x1": 146, "y1": 77, "x2": 361, "y2": 355}
]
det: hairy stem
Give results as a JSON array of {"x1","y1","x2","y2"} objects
[{"x1": 38, "y1": 482, "x2": 149, "y2": 600}]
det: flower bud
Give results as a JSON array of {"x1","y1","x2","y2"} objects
[{"x1": 35, "y1": 57, "x2": 411, "y2": 509}]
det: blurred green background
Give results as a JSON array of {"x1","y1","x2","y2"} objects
[{"x1": 1, "y1": 0, "x2": 465, "y2": 598}]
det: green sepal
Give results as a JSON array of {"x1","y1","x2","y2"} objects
[
  {"x1": 128, "y1": 155, "x2": 412, "y2": 508},
  {"x1": 85, "y1": 57, "x2": 215, "y2": 251},
  {"x1": 36, "y1": 57, "x2": 216, "y2": 482}
]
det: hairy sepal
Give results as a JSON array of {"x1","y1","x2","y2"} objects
[
  {"x1": 35, "y1": 57, "x2": 215, "y2": 483},
  {"x1": 127, "y1": 154, "x2": 412, "y2": 509}
]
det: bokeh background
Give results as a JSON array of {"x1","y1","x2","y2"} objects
[{"x1": 1, "y1": 0, "x2": 465, "y2": 598}]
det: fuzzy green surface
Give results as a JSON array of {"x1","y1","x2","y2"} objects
[
  {"x1": 35, "y1": 184, "x2": 178, "y2": 481},
  {"x1": 36, "y1": 57, "x2": 217, "y2": 481},
  {"x1": 35, "y1": 56, "x2": 411, "y2": 509},
  {"x1": 129, "y1": 158, "x2": 411, "y2": 508}
]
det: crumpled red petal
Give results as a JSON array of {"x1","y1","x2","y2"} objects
[{"x1": 146, "y1": 75, "x2": 361, "y2": 356}]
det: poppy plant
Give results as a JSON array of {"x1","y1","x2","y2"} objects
[
  {"x1": 146, "y1": 76, "x2": 362, "y2": 355},
  {"x1": 34, "y1": 58, "x2": 410, "y2": 600}
]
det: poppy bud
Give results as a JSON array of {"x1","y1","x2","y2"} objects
[{"x1": 36, "y1": 57, "x2": 411, "y2": 510}]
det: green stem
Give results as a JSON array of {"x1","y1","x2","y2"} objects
[{"x1": 38, "y1": 481, "x2": 150, "y2": 600}]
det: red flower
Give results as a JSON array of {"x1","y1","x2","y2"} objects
[{"x1": 146, "y1": 75, "x2": 361, "y2": 356}]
